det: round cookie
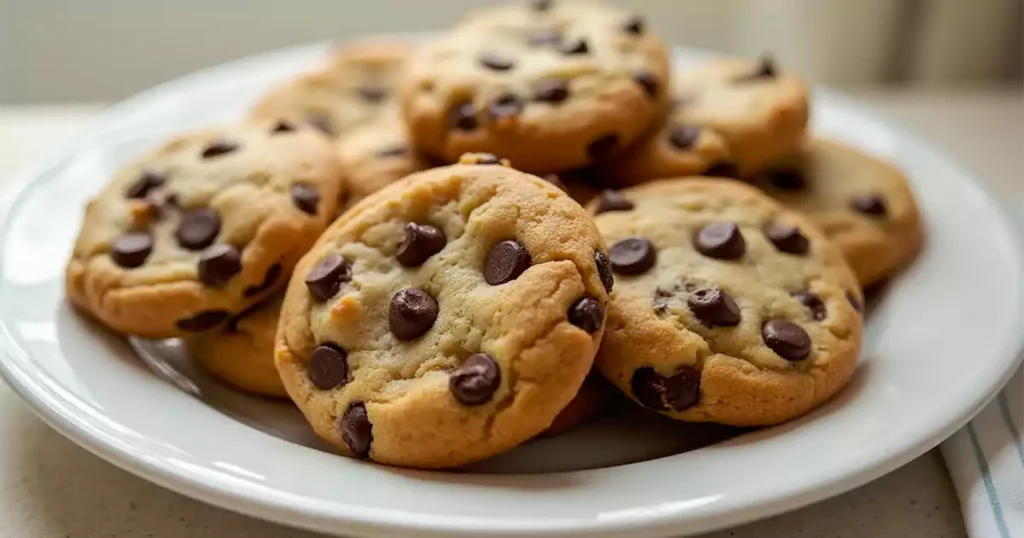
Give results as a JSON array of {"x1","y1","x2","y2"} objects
[
  {"x1": 747, "y1": 138, "x2": 922, "y2": 286},
  {"x1": 336, "y1": 113, "x2": 430, "y2": 211},
  {"x1": 275, "y1": 155, "x2": 612, "y2": 468},
  {"x1": 251, "y1": 40, "x2": 411, "y2": 137},
  {"x1": 590, "y1": 179, "x2": 862, "y2": 426},
  {"x1": 188, "y1": 296, "x2": 289, "y2": 398},
  {"x1": 400, "y1": 0, "x2": 671, "y2": 173},
  {"x1": 607, "y1": 56, "x2": 809, "y2": 185},
  {"x1": 66, "y1": 121, "x2": 344, "y2": 338}
]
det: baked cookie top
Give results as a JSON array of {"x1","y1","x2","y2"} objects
[
  {"x1": 335, "y1": 112, "x2": 430, "y2": 211},
  {"x1": 251, "y1": 40, "x2": 412, "y2": 137},
  {"x1": 748, "y1": 138, "x2": 922, "y2": 286},
  {"x1": 66, "y1": 120, "x2": 344, "y2": 338},
  {"x1": 400, "y1": 0, "x2": 671, "y2": 173},
  {"x1": 275, "y1": 155, "x2": 612, "y2": 468},
  {"x1": 590, "y1": 178, "x2": 862, "y2": 426}
]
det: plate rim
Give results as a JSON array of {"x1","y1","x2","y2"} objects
[{"x1": 0, "y1": 40, "x2": 1022, "y2": 538}]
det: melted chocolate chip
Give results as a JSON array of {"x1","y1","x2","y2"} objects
[
  {"x1": 762, "y1": 319, "x2": 811, "y2": 360},
  {"x1": 176, "y1": 208, "x2": 221, "y2": 251},
  {"x1": 560, "y1": 38, "x2": 589, "y2": 55},
  {"x1": 197, "y1": 244, "x2": 242, "y2": 287},
  {"x1": 634, "y1": 71, "x2": 659, "y2": 98},
  {"x1": 341, "y1": 402, "x2": 372, "y2": 458},
  {"x1": 735, "y1": 55, "x2": 776, "y2": 82},
  {"x1": 450, "y1": 102, "x2": 478, "y2": 131},
  {"x1": 200, "y1": 140, "x2": 239, "y2": 159},
  {"x1": 609, "y1": 237, "x2": 656, "y2": 275},
  {"x1": 484, "y1": 240, "x2": 532, "y2": 285},
  {"x1": 568, "y1": 296, "x2": 604, "y2": 333},
  {"x1": 125, "y1": 170, "x2": 166, "y2": 199},
  {"x1": 769, "y1": 169, "x2": 805, "y2": 191},
  {"x1": 765, "y1": 223, "x2": 809, "y2": 255},
  {"x1": 851, "y1": 194, "x2": 887, "y2": 217},
  {"x1": 244, "y1": 263, "x2": 282, "y2": 297},
  {"x1": 668, "y1": 125, "x2": 700, "y2": 150},
  {"x1": 271, "y1": 121, "x2": 295, "y2": 133},
  {"x1": 308, "y1": 343, "x2": 348, "y2": 389},
  {"x1": 176, "y1": 310, "x2": 230, "y2": 332},
  {"x1": 622, "y1": 15, "x2": 645, "y2": 35},
  {"x1": 595, "y1": 251, "x2": 614, "y2": 292},
  {"x1": 305, "y1": 254, "x2": 352, "y2": 301},
  {"x1": 631, "y1": 366, "x2": 701, "y2": 411},
  {"x1": 488, "y1": 94, "x2": 523, "y2": 120},
  {"x1": 479, "y1": 52, "x2": 514, "y2": 71},
  {"x1": 358, "y1": 86, "x2": 387, "y2": 102},
  {"x1": 793, "y1": 290, "x2": 826, "y2": 321},
  {"x1": 307, "y1": 114, "x2": 334, "y2": 136},
  {"x1": 389, "y1": 288, "x2": 439, "y2": 341},
  {"x1": 694, "y1": 222, "x2": 745, "y2": 259},
  {"x1": 534, "y1": 79, "x2": 570, "y2": 103},
  {"x1": 449, "y1": 353, "x2": 501, "y2": 405},
  {"x1": 397, "y1": 223, "x2": 446, "y2": 267},
  {"x1": 687, "y1": 287, "x2": 741, "y2": 327},
  {"x1": 595, "y1": 189, "x2": 635, "y2": 214},
  {"x1": 290, "y1": 183, "x2": 320, "y2": 215},
  {"x1": 111, "y1": 232, "x2": 153, "y2": 268},
  {"x1": 587, "y1": 133, "x2": 619, "y2": 160}
]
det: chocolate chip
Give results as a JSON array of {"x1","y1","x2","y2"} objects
[
  {"x1": 769, "y1": 169, "x2": 804, "y2": 190},
  {"x1": 595, "y1": 189, "x2": 635, "y2": 214},
  {"x1": 450, "y1": 102, "x2": 478, "y2": 131},
  {"x1": 688, "y1": 287, "x2": 741, "y2": 327},
  {"x1": 530, "y1": 0, "x2": 553, "y2": 11},
  {"x1": 568, "y1": 296, "x2": 604, "y2": 333},
  {"x1": 634, "y1": 71, "x2": 659, "y2": 98},
  {"x1": 559, "y1": 38, "x2": 589, "y2": 55},
  {"x1": 762, "y1": 319, "x2": 811, "y2": 360},
  {"x1": 449, "y1": 353, "x2": 501, "y2": 405},
  {"x1": 622, "y1": 15, "x2": 645, "y2": 34},
  {"x1": 847, "y1": 291, "x2": 863, "y2": 313},
  {"x1": 542, "y1": 173, "x2": 568, "y2": 192},
  {"x1": 244, "y1": 263, "x2": 282, "y2": 297},
  {"x1": 695, "y1": 222, "x2": 745, "y2": 259},
  {"x1": 389, "y1": 288, "x2": 439, "y2": 341},
  {"x1": 851, "y1": 194, "x2": 887, "y2": 217},
  {"x1": 471, "y1": 153, "x2": 503, "y2": 165},
  {"x1": 704, "y1": 161, "x2": 739, "y2": 178},
  {"x1": 305, "y1": 254, "x2": 352, "y2": 301},
  {"x1": 529, "y1": 29, "x2": 561, "y2": 47},
  {"x1": 271, "y1": 121, "x2": 295, "y2": 133},
  {"x1": 479, "y1": 53, "x2": 514, "y2": 71},
  {"x1": 765, "y1": 223, "x2": 809, "y2": 255},
  {"x1": 668, "y1": 125, "x2": 700, "y2": 150},
  {"x1": 631, "y1": 366, "x2": 700, "y2": 411},
  {"x1": 488, "y1": 94, "x2": 523, "y2": 120},
  {"x1": 308, "y1": 343, "x2": 348, "y2": 389},
  {"x1": 595, "y1": 251, "x2": 614, "y2": 292},
  {"x1": 609, "y1": 237, "x2": 656, "y2": 275},
  {"x1": 376, "y1": 145, "x2": 407, "y2": 158},
  {"x1": 198, "y1": 244, "x2": 242, "y2": 287},
  {"x1": 792, "y1": 291, "x2": 826, "y2": 321},
  {"x1": 484, "y1": 240, "x2": 531, "y2": 285},
  {"x1": 736, "y1": 55, "x2": 776, "y2": 82},
  {"x1": 111, "y1": 232, "x2": 152, "y2": 268},
  {"x1": 176, "y1": 310, "x2": 230, "y2": 332},
  {"x1": 176, "y1": 208, "x2": 220, "y2": 250},
  {"x1": 200, "y1": 140, "x2": 238, "y2": 159},
  {"x1": 307, "y1": 114, "x2": 334, "y2": 136},
  {"x1": 397, "y1": 223, "x2": 446, "y2": 267},
  {"x1": 290, "y1": 183, "x2": 320, "y2": 215},
  {"x1": 358, "y1": 86, "x2": 387, "y2": 102},
  {"x1": 341, "y1": 402, "x2": 372, "y2": 458},
  {"x1": 534, "y1": 79, "x2": 570, "y2": 103},
  {"x1": 587, "y1": 134, "x2": 619, "y2": 160},
  {"x1": 125, "y1": 170, "x2": 166, "y2": 199}
]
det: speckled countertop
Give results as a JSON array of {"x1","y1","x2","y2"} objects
[{"x1": 1, "y1": 87, "x2": 1021, "y2": 537}]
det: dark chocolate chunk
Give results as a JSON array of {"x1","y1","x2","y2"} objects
[
  {"x1": 305, "y1": 254, "x2": 352, "y2": 301},
  {"x1": 595, "y1": 250, "x2": 614, "y2": 292},
  {"x1": 176, "y1": 208, "x2": 220, "y2": 251},
  {"x1": 396, "y1": 223, "x2": 446, "y2": 267},
  {"x1": 341, "y1": 402, "x2": 372, "y2": 458},
  {"x1": 687, "y1": 287, "x2": 741, "y2": 327},
  {"x1": 484, "y1": 240, "x2": 532, "y2": 285},
  {"x1": 449, "y1": 353, "x2": 501, "y2": 405},
  {"x1": 609, "y1": 237, "x2": 656, "y2": 275},
  {"x1": 308, "y1": 343, "x2": 348, "y2": 389},
  {"x1": 197, "y1": 244, "x2": 242, "y2": 287},
  {"x1": 762, "y1": 319, "x2": 811, "y2": 360},
  {"x1": 765, "y1": 223, "x2": 809, "y2": 255},
  {"x1": 694, "y1": 222, "x2": 745, "y2": 259},
  {"x1": 568, "y1": 296, "x2": 604, "y2": 333},
  {"x1": 111, "y1": 232, "x2": 153, "y2": 268},
  {"x1": 389, "y1": 288, "x2": 439, "y2": 341},
  {"x1": 290, "y1": 183, "x2": 320, "y2": 215}
]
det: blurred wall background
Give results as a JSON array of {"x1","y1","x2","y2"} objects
[{"x1": 1, "y1": 0, "x2": 1021, "y2": 104}]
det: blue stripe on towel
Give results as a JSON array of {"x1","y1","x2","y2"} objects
[
  {"x1": 967, "y1": 422, "x2": 1011, "y2": 538},
  {"x1": 997, "y1": 392, "x2": 1024, "y2": 468}
]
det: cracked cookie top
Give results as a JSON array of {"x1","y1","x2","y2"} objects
[{"x1": 275, "y1": 155, "x2": 610, "y2": 468}]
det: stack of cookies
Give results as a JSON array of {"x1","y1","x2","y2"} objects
[{"x1": 66, "y1": 0, "x2": 922, "y2": 469}]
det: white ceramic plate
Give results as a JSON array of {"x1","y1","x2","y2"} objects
[{"x1": 1, "y1": 41, "x2": 1022, "y2": 538}]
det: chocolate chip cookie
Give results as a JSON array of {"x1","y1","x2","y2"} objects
[
  {"x1": 607, "y1": 56, "x2": 809, "y2": 185},
  {"x1": 251, "y1": 40, "x2": 411, "y2": 138},
  {"x1": 748, "y1": 139, "x2": 922, "y2": 286},
  {"x1": 188, "y1": 295, "x2": 289, "y2": 398},
  {"x1": 335, "y1": 112, "x2": 430, "y2": 210},
  {"x1": 275, "y1": 156, "x2": 611, "y2": 467},
  {"x1": 66, "y1": 121, "x2": 344, "y2": 338},
  {"x1": 400, "y1": 0, "x2": 671, "y2": 173},
  {"x1": 590, "y1": 179, "x2": 862, "y2": 426}
]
